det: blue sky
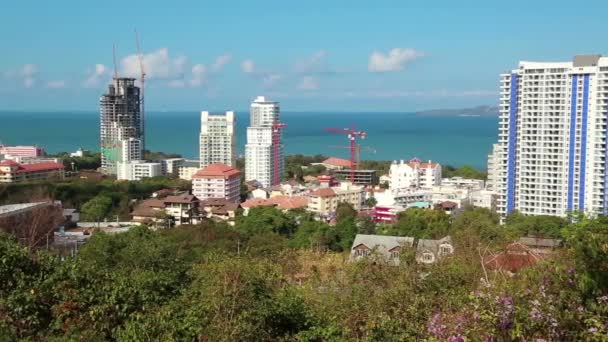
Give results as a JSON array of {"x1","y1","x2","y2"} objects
[{"x1": 1, "y1": 0, "x2": 606, "y2": 112}]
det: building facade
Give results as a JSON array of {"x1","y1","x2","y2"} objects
[
  {"x1": 389, "y1": 158, "x2": 442, "y2": 190},
  {"x1": 0, "y1": 160, "x2": 65, "y2": 183},
  {"x1": 192, "y1": 163, "x2": 241, "y2": 203},
  {"x1": 100, "y1": 78, "x2": 143, "y2": 175},
  {"x1": 245, "y1": 96, "x2": 283, "y2": 188},
  {"x1": 200, "y1": 111, "x2": 236, "y2": 168},
  {"x1": 0, "y1": 145, "x2": 44, "y2": 158},
  {"x1": 488, "y1": 55, "x2": 608, "y2": 218},
  {"x1": 117, "y1": 160, "x2": 162, "y2": 181},
  {"x1": 307, "y1": 183, "x2": 365, "y2": 217}
]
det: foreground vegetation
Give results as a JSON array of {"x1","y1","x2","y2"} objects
[{"x1": 1, "y1": 205, "x2": 606, "y2": 341}]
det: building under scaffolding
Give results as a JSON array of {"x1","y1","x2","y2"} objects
[{"x1": 99, "y1": 78, "x2": 143, "y2": 174}]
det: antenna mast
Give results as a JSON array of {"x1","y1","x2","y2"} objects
[
  {"x1": 112, "y1": 44, "x2": 118, "y2": 79},
  {"x1": 135, "y1": 29, "x2": 146, "y2": 152}
]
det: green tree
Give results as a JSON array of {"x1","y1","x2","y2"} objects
[
  {"x1": 388, "y1": 208, "x2": 450, "y2": 238},
  {"x1": 80, "y1": 195, "x2": 113, "y2": 225},
  {"x1": 237, "y1": 206, "x2": 296, "y2": 237}
]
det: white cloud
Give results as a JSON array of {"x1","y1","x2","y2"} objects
[
  {"x1": 368, "y1": 48, "x2": 423, "y2": 72},
  {"x1": 368, "y1": 89, "x2": 497, "y2": 98},
  {"x1": 294, "y1": 50, "x2": 328, "y2": 74},
  {"x1": 241, "y1": 59, "x2": 255, "y2": 73},
  {"x1": 46, "y1": 80, "x2": 67, "y2": 89},
  {"x1": 83, "y1": 64, "x2": 108, "y2": 87},
  {"x1": 211, "y1": 54, "x2": 231, "y2": 72},
  {"x1": 297, "y1": 76, "x2": 318, "y2": 91},
  {"x1": 189, "y1": 64, "x2": 207, "y2": 87},
  {"x1": 241, "y1": 59, "x2": 283, "y2": 88},
  {"x1": 8, "y1": 64, "x2": 39, "y2": 88},
  {"x1": 121, "y1": 48, "x2": 187, "y2": 80}
]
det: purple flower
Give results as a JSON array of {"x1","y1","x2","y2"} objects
[{"x1": 449, "y1": 334, "x2": 465, "y2": 342}]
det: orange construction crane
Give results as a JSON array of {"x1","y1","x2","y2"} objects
[
  {"x1": 135, "y1": 29, "x2": 146, "y2": 150},
  {"x1": 325, "y1": 126, "x2": 366, "y2": 182}
]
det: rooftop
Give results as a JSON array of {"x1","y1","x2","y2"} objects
[
  {"x1": 322, "y1": 157, "x2": 351, "y2": 168},
  {"x1": 193, "y1": 163, "x2": 240, "y2": 179},
  {"x1": 310, "y1": 188, "x2": 336, "y2": 198}
]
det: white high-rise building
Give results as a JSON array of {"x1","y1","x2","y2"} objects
[
  {"x1": 199, "y1": 111, "x2": 236, "y2": 168},
  {"x1": 488, "y1": 55, "x2": 608, "y2": 218},
  {"x1": 245, "y1": 96, "x2": 283, "y2": 188}
]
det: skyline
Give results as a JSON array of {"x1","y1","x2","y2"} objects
[{"x1": 1, "y1": 0, "x2": 607, "y2": 111}]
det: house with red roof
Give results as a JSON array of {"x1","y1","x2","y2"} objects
[
  {"x1": 0, "y1": 160, "x2": 64, "y2": 183},
  {"x1": 192, "y1": 163, "x2": 241, "y2": 203},
  {"x1": 320, "y1": 157, "x2": 352, "y2": 170}
]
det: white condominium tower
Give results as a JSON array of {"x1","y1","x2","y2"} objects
[
  {"x1": 488, "y1": 55, "x2": 608, "y2": 218},
  {"x1": 199, "y1": 111, "x2": 236, "y2": 168},
  {"x1": 245, "y1": 96, "x2": 283, "y2": 187}
]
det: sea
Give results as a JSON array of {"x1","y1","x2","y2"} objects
[{"x1": 0, "y1": 111, "x2": 498, "y2": 169}]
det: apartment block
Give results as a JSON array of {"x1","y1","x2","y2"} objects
[
  {"x1": 192, "y1": 163, "x2": 241, "y2": 203},
  {"x1": 488, "y1": 55, "x2": 608, "y2": 217},
  {"x1": 200, "y1": 111, "x2": 236, "y2": 168}
]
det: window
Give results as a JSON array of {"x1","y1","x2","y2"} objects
[
  {"x1": 391, "y1": 251, "x2": 400, "y2": 259},
  {"x1": 440, "y1": 244, "x2": 453, "y2": 255},
  {"x1": 423, "y1": 252, "x2": 434, "y2": 262}
]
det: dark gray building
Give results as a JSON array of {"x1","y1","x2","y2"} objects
[{"x1": 99, "y1": 78, "x2": 143, "y2": 174}]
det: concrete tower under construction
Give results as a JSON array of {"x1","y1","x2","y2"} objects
[{"x1": 99, "y1": 78, "x2": 144, "y2": 174}]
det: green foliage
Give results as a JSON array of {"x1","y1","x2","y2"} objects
[
  {"x1": 442, "y1": 164, "x2": 487, "y2": 180},
  {"x1": 2, "y1": 207, "x2": 608, "y2": 340},
  {"x1": 143, "y1": 150, "x2": 182, "y2": 160},
  {"x1": 383, "y1": 208, "x2": 450, "y2": 239},
  {"x1": 506, "y1": 211, "x2": 568, "y2": 238},
  {"x1": 50, "y1": 151, "x2": 102, "y2": 170},
  {"x1": 563, "y1": 216, "x2": 608, "y2": 296},
  {"x1": 80, "y1": 195, "x2": 112, "y2": 223},
  {"x1": 236, "y1": 206, "x2": 296, "y2": 237}
]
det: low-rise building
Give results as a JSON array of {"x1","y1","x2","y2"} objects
[
  {"x1": 441, "y1": 177, "x2": 485, "y2": 190},
  {"x1": 241, "y1": 195, "x2": 308, "y2": 216},
  {"x1": 192, "y1": 163, "x2": 241, "y2": 203},
  {"x1": 333, "y1": 169, "x2": 378, "y2": 185},
  {"x1": 131, "y1": 195, "x2": 200, "y2": 227},
  {"x1": 307, "y1": 182, "x2": 364, "y2": 217},
  {"x1": 0, "y1": 201, "x2": 64, "y2": 247},
  {"x1": 318, "y1": 157, "x2": 351, "y2": 170},
  {"x1": 199, "y1": 198, "x2": 239, "y2": 225},
  {"x1": 178, "y1": 160, "x2": 201, "y2": 181},
  {"x1": 156, "y1": 158, "x2": 186, "y2": 177},
  {"x1": 483, "y1": 243, "x2": 543, "y2": 274},
  {"x1": 390, "y1": 158, "x2": 441, "y2": 190},
  {"x1": 415, "y1": 236, "x2": 454, "y2": 264},
  {"x1": 117, "y1": 160, "x2": 162, "y2": 181},
  {"x1": 0, "y1": 160, "x2": 65, "y2": 183},
  {"x1": 0, "y1": 145, "x2": 44, "y2": 158},
  {"x1": 350, "y1": 234, "x2": 415, "y2": 266}
]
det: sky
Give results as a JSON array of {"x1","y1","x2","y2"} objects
[{"x1": 1, "y1": 0, "x2": 607, "y2": 112}]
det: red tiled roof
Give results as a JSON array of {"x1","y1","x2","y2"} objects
[
  {"x1": 269, "y1": 195, "x2": 308, "y2": 209},
  {"x1": 310, "y1": 188, "x2": 336, "y2": 198},
  {"x1": 483, "y1": 243, "x2": 543, "y2": 273},
  {"x1": 322, "y1": 157, "x2": 351, "y2": 167},
  {"x1": 241, "y1": 198, "x2": 274, "y2": 209},
  {"x1": 407, "y1": 159, "x2": 439, "y2": 168},
  {"x1": 439, "y1": 201, "x2": 458, "y2": 209},
  {"x1": 0, "y1": 161, "x2": 64, "y2": 174},
  {"x1": 0, "y1": 160, "x2": 20, "y2": 166},
  {"x1": 163, "y1": 194, "x2": 198, "y2": 204},
  {"x1": 192, "y1": 163, "x2": 241, "y2": 179}
]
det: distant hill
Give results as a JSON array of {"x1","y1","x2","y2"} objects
[{"x1": 416, "y1": 105, "x2": 498, "y2": 117}]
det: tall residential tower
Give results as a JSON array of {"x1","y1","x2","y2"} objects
[
  {"x1": 488, "y1": 55, "x2": 608, "y2": 218},
  {"x1": 199, "y1": 111, "x2": 236, "y2": 168},
  {"x1": 245, "y1": 96, "x2": 283, "y2": 187},
  {"x1": 100, "y1": 78, "x2": 144, "y2": 174}
]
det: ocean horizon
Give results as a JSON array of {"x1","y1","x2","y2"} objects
[{"x1": 0, "y1": 111, "x2": 498, "y2": 169}]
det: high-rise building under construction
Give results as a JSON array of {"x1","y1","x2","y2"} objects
[{"x1": 99, "y1": 78, "x2": 144, "y2": 174}]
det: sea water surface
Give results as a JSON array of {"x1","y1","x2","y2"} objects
[{"x1": 0, "y1": 111, "x2": 498, "y2": 169}]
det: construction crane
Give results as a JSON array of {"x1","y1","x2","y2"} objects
[
  {"x1": 135, "y1": 29, "x2": 146, "y2": 151},
  {"x1": 325, "y1": 126, "x2": 366, "y2": 182},
  {"x1": 272, "y1": 121, "x2": 287, "y2": 186},
  {"x1": 329, "y1": 144, "x2": 376, "y2": 170}
]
